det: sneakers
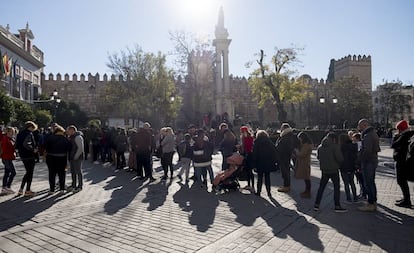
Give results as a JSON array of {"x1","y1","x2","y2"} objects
[
  {"x1": 395, "y1": 201, "x2": 412, "y2": 208},
  {"x1": 358, "y1": 203, "x2": 377, "y2": 212},
  {"x1": 24, "y1": 191, "x2": 36, "y2": 197},
  {"x1": 334, "y1": 206, "x2": 348, "y2": 213},
  {"x1": 17, "y1": 189, "x2": 24, "y2": 196},
  {"x1": 277, "y1": 186, "x2": 291, "y2": 193}
]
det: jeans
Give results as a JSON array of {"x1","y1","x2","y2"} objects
[
  {"x1": 279, "y1": 161, "x2": 291, "y2": 187},
  {"x1": 340, "y1": 171, "x2": 357, "y2": 201},
  {"x1": 161, "y1": 152, "x2": 175, "y2": 177},
  {"x1": 70, "y1": 159, "x2": 83, "y2": 189},
  {"x1": 46, "y1": 155, "x2": 67, "y2": 191},
  {"x1": 178, "y1": 157, "x2": 191, "y2": 181},
  {"x1": 194, "y1": 165, "x2": 214, "y2": 184},
  {"x1": 2, "y1": 159, "x2": 16, "y2": 188},
  {"x1": 20, "y1": 158, "x2": 36, "y2": 191},
  {"x1": 136, "y1": 150, "x2": 152, "y2": 178},
  {"x1": 116, "y1": 151, "x2": 126, "y2": 169},
  {"x1": 257, "y1": 171, "x2": 271, "y2": 195},
  {"x1": 315, "y1": 171, "x2": 341, "y2": 207},
  {"x1": 362, "y1": 160, "x2": 378, "y2": 204},
  {"x1": 395, "y1": 162, "x2": 410, "y2": 202}
]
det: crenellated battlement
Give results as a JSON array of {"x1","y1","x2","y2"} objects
[
  {"x1": 335, "y1": 54, "x2": 371, "y2": 65},
  {"x1": 42, "y1": 72, "x2": 136, "y2": 83}
]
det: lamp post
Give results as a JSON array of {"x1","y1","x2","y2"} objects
[
  {"x1": 319, "y1": 96, "x2": 338, "y2": 129},
  {"x1": 33, "y1": 89, "x2": 62, "y2": 123}
]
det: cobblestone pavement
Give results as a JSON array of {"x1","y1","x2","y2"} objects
[{"x1": 0, "y1": 146, "x2": 413, "y2": 253}]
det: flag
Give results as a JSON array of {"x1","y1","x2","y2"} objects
[
  {"x1": 12, "y1": 59, "x2": 17, "y2": 79},
  {"x1": 2, "y1": 53, "x2": 9, "y2": 76},
  {"x1": 0, "y1": 49, "x2": 5, "y2": 79}
]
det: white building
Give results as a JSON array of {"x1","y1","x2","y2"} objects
[{"x1": 0, "y1": 23, "x2": 44, "y2": 102}]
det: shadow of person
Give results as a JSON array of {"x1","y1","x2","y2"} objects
[
  {"x1": 82, "y1": 162, "x2": 114, "y2": 185},
  {"x1": 311, "y1": 201, "x2": 414, "y2": 251},
  {"x1": 173, "y1": 182, "x2": 219, "y2": 232},
  {"x1": 220, "y1": 192, "x2": 324, "y2": 251},
  {"x1": 103, "y1": 172, "x2": 145, "y2": 215},
  {"x1": 142, "y1": 178, "x2": 172, "y2": 211},
  {"x1": 0, "y1": 190, "x2": 73, "y2": 232}
]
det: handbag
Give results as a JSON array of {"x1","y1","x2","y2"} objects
[{"x1": 226, "y1": 152, "x2": 244, "y2": 165}]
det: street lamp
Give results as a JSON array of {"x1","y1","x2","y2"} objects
[
  {"x1": 319, "y1": 96, "x2": 338, "y2": 129},
  {"x1": 33, "y1": 89, "x2": 62, "y2": 123}
]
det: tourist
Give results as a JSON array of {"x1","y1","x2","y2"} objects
[
  {"x1": 391, "y1": 120, "x2": 414, "y2": 208},
  {"x1": 338, "y1": 133, "x2": 358, "y2": 203},
  {"x1": 192, "y1": 129, "x2": 215, "y2": 189},
  {"x1": 44, "y1": 124, "x2": 71, "y2": 194},
  {"x1": 177, "y1": 133, "x2": 193, "y2": 184},
  {"x1": 275, "y1": 123, "x2": 299, "y2": 193},
  {"x1": 294, "y1": 131, "x2": 313, "y2": 198},
  {"x1": 158, "y1": 127, "x2": 176, "y2": 180},
  {"x1": 16, "y1": 121, "x2": 39, "y2": 197},
  {"x1": 219, "y1": 129, "x2": 238, "y2": 171},
  {"x1": 239, "y1": 126, "x2": 255, "y2": 192},
  {"x1": 114, "y1": 128, "x2": 128, "y2": 170},
  {"x1": 314, "y1": 132, "x2": 347, "y2": 212},
  {"x1": 252, "y1": 130, "x2": 278, "y2": 197},
  {"x1": 67, "y1": 125, "x2": 85, "y2": 192},
  {"x1": 357, "y1": 119, "x2": 380, "y2": 212},
  {"x1": 1, "y1": 127, "x2": 17, "y2": 194},
  {"x1": 131, "y1": 126, "x2": 155, "y2": 181}
]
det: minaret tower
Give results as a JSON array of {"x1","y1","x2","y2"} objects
[{"x1": 213, "y1": 7, "x2": 233, "y2": 121}]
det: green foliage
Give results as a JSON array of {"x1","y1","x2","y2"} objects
[
  {"x1": 247, "y1": 47, "x2": 308, "y2": 123},
  {"x1": 0, "y1": 90, "x2": 14, "y2": 125},
  {"x1": 34, "y1": 110, "x2": 52, "y2": 127},
  {"x1": 105, "y1": 45, "x2": 181, "y2": 128},
  {"x1": 330, "y1": 77, "x2": 372, "y2": 127},
  {"x1": 88, "y1": 119, "x2": 101, "y2": 128},
  {"x1": 12, "y1": 100, "x2": 34, "y2": 125}
]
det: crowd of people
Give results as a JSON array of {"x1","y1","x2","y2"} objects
[{"x1": 1, "y1": 118, "x2": 413, "y2": 213}]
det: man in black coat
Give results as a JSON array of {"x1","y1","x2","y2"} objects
[{"x1": 275, "y1": 123, "x2": 299, "y2": 193}]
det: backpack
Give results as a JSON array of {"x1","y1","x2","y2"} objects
[{"x1": 407, "y1": 135, "x2": 414, "y2": 181}]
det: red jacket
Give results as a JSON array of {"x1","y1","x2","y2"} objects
[
  {"x1": 1, "y1": 135, "x2": 16, "y2": 160},
  {"x1": 242, "y1": 136, "x2": 254, "y2": 154}
]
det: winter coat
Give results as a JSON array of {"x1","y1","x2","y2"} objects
[
  {"x1": 130, "y1": 128, "x2": 151, "y2": 153},
  {"x1": 317, "y1": 137, "x2": 344, "y2": 174},
  {"x1": 219, "y1": 138, "x2": 238, "y2": 157},
  {"x1": 392, "y1": 130, "x2": 414, "y2": 166},
  {"x1": 69, "y1": 132, "x2": 84, "y2": 161},
  {"x1": 294, "y1": 143, "x2": 313, "y2": 180},
  {"x1": 1, "y1": 135, "x2": 16, "y2": 160},
  {"x1": 16, "y1": 129, "x2": 37, "y2": 160},
  {"x1": 115, "y1": 134, "x2": 128, "y2": 153},
  {"x1": 340, "y1": 140, "x2": 358, "y2": 173},
  {"x1": 44, "y1": 133, "x2": 71, "y2": 157},
  {"x1": 192, "y1": 141, "x2": 214, "y2": 167},
  {"x1": 275, "y1": 128, "x2": 299, "y2": 165},
  {"x1": 360, "y1": 127, "x2": 380, "y2": 162},
  {"x1": 252, "y1": 135, "x2": 278, "y2": 173},
  {"x1": 160, "y1": 133, "x2": 176, "y2": 153}
]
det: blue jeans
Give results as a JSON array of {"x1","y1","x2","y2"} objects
[
  {"x1": 315, "y1": 171, "x2": 341, "y2": 207},
  {"x1": 362, "y1": 160, "x2": 378, "y2": 204},
  {"x1": 2, "y1": 159, "x2": 16, "y2": 188},
  {"x1": 194, "y1": 165, "x2": 214, "y2": 184}
]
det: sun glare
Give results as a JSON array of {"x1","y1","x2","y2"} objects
[{"x1": 172, "y1": 0, "x2": 219, "y2": 19}]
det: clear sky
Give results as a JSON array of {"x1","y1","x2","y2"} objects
[{"x1": 1, "y1": 0, "x2": 413, "y2": 88}]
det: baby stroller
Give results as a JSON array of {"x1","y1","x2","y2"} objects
[{"x1": 213, "y1": 153, "x2": 244, "y2": 193}]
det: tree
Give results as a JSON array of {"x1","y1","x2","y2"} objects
[
  {"x1": 247, "y1": 47, "x2": 309, "y2": 123},
  {"x1": 0, "y1": 90, "x2": 14, "y2": 125},
  {"x1": 105, "y1": 45, "x2": 180, "y2": 128},
  {"x1": 169, "y1": 30, "x2": 214, "y2": 126},
  {"x1": 11, "y1": 100, "x2": 34, "y2": 126},
  {"x1": 34, "y1": 110, "x2": 52, "y2": 128},
  {"x1": 330, "y1": 77, "x2": 372, "y2": 128}
]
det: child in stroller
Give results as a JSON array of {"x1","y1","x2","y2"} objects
[{"x1": 213, "y1": 153, "x2": 244, "y2": 193}]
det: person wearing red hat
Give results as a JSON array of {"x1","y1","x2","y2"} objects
[
  {"x1": 239, "y1": 126, "x2": 255, "y2": 192},
  {"x1": 391, "y1": 120, "x2": 414, "y2": 208}
]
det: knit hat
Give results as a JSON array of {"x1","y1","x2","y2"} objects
[
  {"x1": 396, "y1": 120, "x2": 409, "y2": 132},
  {"x1": 240, "y1": 126, "x2": 249, "y2": 133}
]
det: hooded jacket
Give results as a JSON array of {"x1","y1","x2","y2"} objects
[{"x1": 317, "y1": 137, "x2": 344, "y2": 174}]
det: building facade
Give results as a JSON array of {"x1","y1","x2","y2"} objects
[{"x1": 0, "y1": 23, "x2": 44, "y2": 102}]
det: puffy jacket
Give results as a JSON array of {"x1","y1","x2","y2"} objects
[
  {"x1": 1, "y1": 135, "x2": 16, "y2": 160},
  {"x1": 16, "y1": 129, "x2": 37, "y2": 160},
  {"x1": 317, "y1": 137, "x2": 344, "y2": 174},
  {"x1": 252, "y1": 135, "x2": 278, "y2": 173}
]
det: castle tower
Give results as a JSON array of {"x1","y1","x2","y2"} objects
[{"x1": 213, "y1": 7, "x2": 234, "y2": 121}]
